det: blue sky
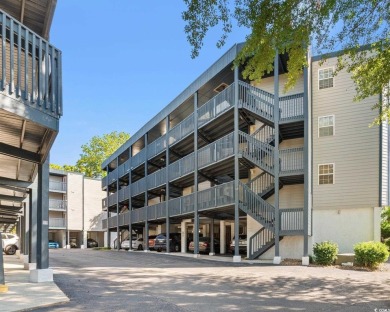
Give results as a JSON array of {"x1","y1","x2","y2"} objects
[{"x1": 49, "y1": 1, "x2": 249, "y2": 166}]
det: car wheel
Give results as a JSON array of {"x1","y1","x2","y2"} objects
[
  {"x1": 156, "y1": 248, "x2": 162, "y2": 252},
  {"x1": 5, "y1": 245, "x2": 17, "y2": 255},
  {"x1": 138, "y1": 244, "x2": 143, "y2": 251}
]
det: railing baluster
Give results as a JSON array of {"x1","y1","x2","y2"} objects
[
  {"x1": 2, "y1": 13, "x2": 6, "y2": 90},
  {"x1": 24, "y1": 28, "x2": 28, "y2": 100},
  {"x1": 17, "y1": 23, "x2": 21, "y2": 97},
  {"x1": 44, "y1": 41, "x2": 49, "y2": 109},
  {"x1": 9, "y1": 19, "x2": 14, "y2": 94},
  {"x1": 31, "y1": 34, "x2": 36, "y2": 103}
]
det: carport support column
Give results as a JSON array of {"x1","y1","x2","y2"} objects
[
  {"x1": 30, "y1": 155, "x2": 53, "y2": 282},
  {"x1": 181, "y1": 220, "x2": 187, "y2": 253},
  {"x1": 128, "y1": 151, "x2": 132, "y2": 251},
  {"x1": 193, "y1": 91, "x2": 200, "y2": 257},
  {"x1": 0, "y1": 233, "x2": 7, "y2": 292},
  {"x1": 144, "y1": 133, "x2": 150, "y2": 252},
  {"x1": 273, "y1": 51, "x2": 281, "y2": 265},
  {"x1": 220, "y1": 220, "x2": 226, "y2": 254},
  {"x1": 29, "y1": 181, "x2": 37, "y2": 269},
  {"x1": 106, "y1": 165, "x2": 111, "y2": 248},
  {"x1": 233, "y1": 65, "x2": 241, "y2": 262},
  {"x1": 116, "y1": 165, "x2": 120, "y2": 251},
  {"x1": 209, "y1": 218, "x2": 215, "y2": 256}
]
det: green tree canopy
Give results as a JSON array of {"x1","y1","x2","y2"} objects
[
  {"x1": 50, "y1": 131, "x2": 130, "y2": 178},
  {"x1": 182, "y1": 0, "x2": 389, "y2": 123}
]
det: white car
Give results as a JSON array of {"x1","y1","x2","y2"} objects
[
  {"x1": 131, "y1": 238, "x2": 144, "y2": 250},
  {"x1": 121, "y1": 238, "x2": 143, "y2": 251},
  {"x1": 2, "y1": 233, "x2": 19, "y2": 255}
]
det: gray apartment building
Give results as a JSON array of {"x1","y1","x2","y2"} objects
[
  {"x1": 101, "y1": 44, "x2": 387, "y2": 264},
  {"x1": 48, "y1": 169, "x2": 106, "y2": 249}
]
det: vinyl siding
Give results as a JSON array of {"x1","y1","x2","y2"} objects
[
  {"x1": 312, "y1": 57, "x2": 380, "y2": 210},
  {"x1": 381, "y1": 120, "x2": 388, "y2": 207}
]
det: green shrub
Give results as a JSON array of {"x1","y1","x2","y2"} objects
[
  {"x1": 354, "y1": 241, "x2": 389, "y2": 268},
  {"x1": 385, "y1": 239, "x2": 390, "y2": 251},
  {"x1": 313, "y1": 241, "x2": 338, "y2": 265}
]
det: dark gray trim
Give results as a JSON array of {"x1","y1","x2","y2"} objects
[
  {"x1": 0, "y1": 142, "x2": 41, "y2": 163},
  {"x1": 233, "y1": 65, "x2": 240, "y2": 257},
  {"x1": 102, "y1": 43, "x2": 244, "y2": 169},
  {"x1": 303, "y1": 60, "x2": 309, "y2": 256},
  {"x1": 36, "y1": 154, "x2": 49, "y2": 269},
  {"x1": 311, "y1": 44, "x2": 373, "y2": 62},
  {"x1": 0, "y1": 177, "x2": 32, "y2": 188},
  {"x1": 193, "y1": 91, "x2": 199, "y2": 255},
  {"x1": 0, "y1": 93, "x2": 59, "y2": 131},
  {"x1": 273, "y1": 52, "x2": 280, "y2": 257}
]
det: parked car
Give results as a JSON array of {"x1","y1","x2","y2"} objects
[
  {"x1": 189, "y1": 237, "x2": 220, "y2": 254},
  {"x1": 121, "y1": 239, "x2": 131, "y2": 250},
  {"x1": 230, "y1": 234, "x2": 247, "y2": 254},
  {"x1": 87, "y1": 238, "x2": 98, "y2": 248},
  {"x1": 48, "y1": 240, "x2": 60, "y2": 249},
  {"x1": 148, "y1": 235, "x2": 157, "y2": 250},
  {"x1": 132, "y1": 238, "x2": 144, "y2": 250},
  {"x1": 154, "y1": 233, "x2": 181, "y2": 252},
  {"x1": 2, "y1": 233, "x2": 19, "y2": 255}
]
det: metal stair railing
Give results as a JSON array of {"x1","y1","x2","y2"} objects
[
  {"x1": 248, "y1": 227, "x2": 275, "y2": 260},
  {"x1": 238, "y1": 131, "x2": 274, "y2": 174},
  {"x1": 246, "y1": 172, "x2": 275, "y2": 197},
  {"x1": 238, "y1": 181, "x2": 275, "y2": 231},
  {"x1": 238, "y1": 80, "x2": 275, "y2": 123},
  {"x1": 252, "y1": 124, "x2": 276, "y2": 145}
]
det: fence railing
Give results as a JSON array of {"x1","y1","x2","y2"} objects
[
  {"x1": 147, "y1": 168, "x2": 166, "y2": 190},
  {"x1": 49, "y1": 199, "x2": 67, "y2": 211},
  {"x1": 198, "y1": 83, "x2": 235, "y2": 127},
  {"x1": 0, "y1": 10, "x2": 62, "y2": 118},
  {"x1": 280, "y1": 147, "x2": 304, "y2": 175},
  {"x1": 280, "y1": 208, "x2": 304, "y2": 233},
  {"x1": 168, "y1": 152, "x2": 195, "y2": 181},
  {"x1": 49, "y1": 181, "x2": 66, "y2": 192},
  {"x1": 148, "y1": 135, "x2": 167, "y2": 159},
  {"x1": 132, "y1": 148, "x2": 146, "y2": 169},
  {"x1": 169, "y1": 113, "x2": 194, "y2": 145},
  {"x1": 132, "y1": 177, "x2": 146, "y2": 196},
  {"x1": 280, "y1": 93, "x2": 304, "y2": 122},
  {"x1": 118, "y1": 185, "x2": 130, "y2": 203},
  {"x1": 198, "y1": 132, "x2": 234, "y2": 169},
  {"x1": 198, "y1": 181, "x2": 234, "y2": 211},
  {"x1": 49, "y1": 218, "x2": 65, "y2": 228}
]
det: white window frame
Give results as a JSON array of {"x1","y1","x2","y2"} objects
[
  {"x1": 318, "y1": 67, "x2": 334, "y2": 90},
  {"x1": 318, "y1": 115, "x2": 335, "y2": 137},
  {"x1": 318, "y1": 163, "x2": 335, "y2": 185}
]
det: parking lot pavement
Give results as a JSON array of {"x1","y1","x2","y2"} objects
[
  {"x1": 26, "y1": 249, "x2": 390, "y2": 312},
  {"x1": 0, "y1": 254, "x2": 69, "y2": 312}
]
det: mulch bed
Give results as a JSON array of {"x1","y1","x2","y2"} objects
[{"x1": 280, "y1": 258, "x2": 389, "y2": 272}]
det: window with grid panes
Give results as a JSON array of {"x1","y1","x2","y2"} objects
[
  {"x1": 319, "y1": 164, "x2": 334, "y2": 184},
  {"x1": 319, "y1": 115, "x2": 334, "y2": 137},
  {"x1": 319, "y1": 68, "x2": 334, "y2": 89}
]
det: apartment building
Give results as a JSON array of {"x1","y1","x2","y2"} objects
[
  {"x1": 49, "y1": 169, "x2": 106, "y2": 248},
  {"x1": 101, "y1": 44, "x2": 386, "y2": 263},
  {"x1": 0, "y1": 0, "x2": 62, "y2": 283}
]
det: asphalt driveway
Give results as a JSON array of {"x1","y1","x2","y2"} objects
[{"x1": 30, "y1": 249, "x2": 390, "y2": 312}]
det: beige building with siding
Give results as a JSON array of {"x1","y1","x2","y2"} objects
[{"x1": 49, "y1": 169, "x2": 106, "y2": 248}]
